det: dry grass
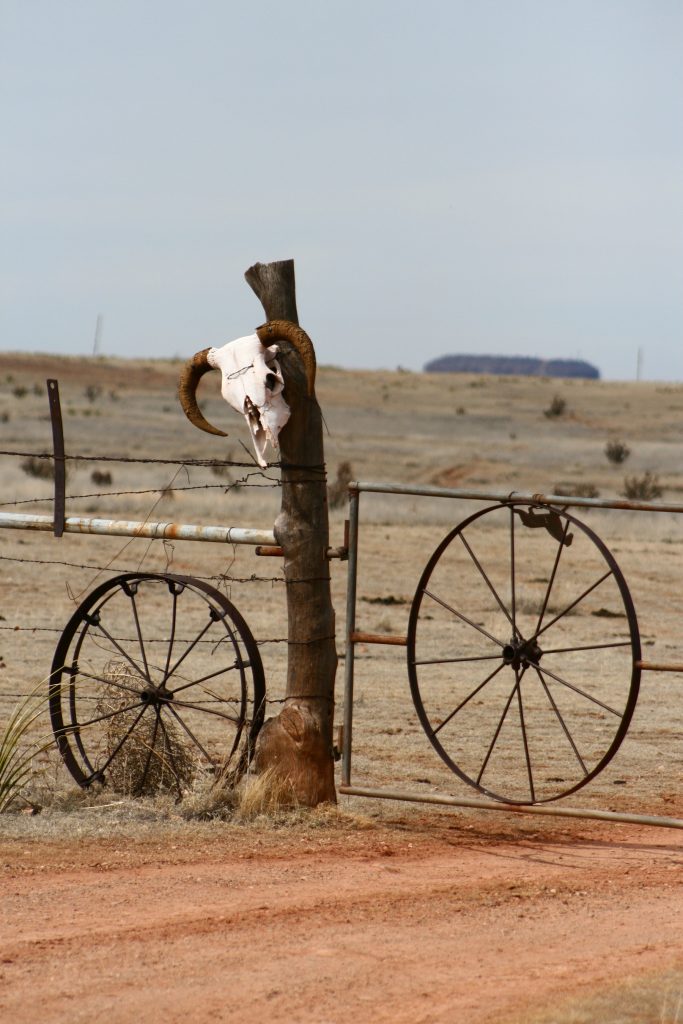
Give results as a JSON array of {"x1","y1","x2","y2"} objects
[
  {"x1": 97, "y1": 662, "x2": 196, "y2": 796},
  {"x1": 513, "y1": 968, "x2": 683, "y2": 1024}
]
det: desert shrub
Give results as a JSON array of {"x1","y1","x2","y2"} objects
[
  {"x1": 84, "y1": 384, "x2": 102, "y2": 403},
  {"x1": 622, "y1": 471, "x2": 663, "y2": 501},
  {"x1": 0, "y1": 412, "x2": 9, "y2": 423},
  {"x1": 554, "y1": 481, "x2": 600, "y2": 499},
  {"x1": 544, "y1": 395, "x2": 566, "y2": 418},
  {"x1": 211, "y1": 453, "x2": 234, "y2": 479},
  {"x1": 12, "y1": 386, "x2": 28, "y2": 399},
  {"x1": 21, "y1": 456, "x2": 58, "y2": 480},
  {"x1": 605, "y1": 440, "x2": 631, "y2": 465},
  {"x1": 90, "y1": 469, "x2": 112, "y2": 486},
  {"x1": 328, "y1": 461, "x2": 354, "y2": 509}
]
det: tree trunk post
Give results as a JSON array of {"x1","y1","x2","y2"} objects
[{"x1": 245, "y1": 260, "x2": 337, "y2": 805}]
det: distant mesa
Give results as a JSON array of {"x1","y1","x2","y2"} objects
[{"x1": 423, "y1": 354, "x2": 600, "y2": 380}]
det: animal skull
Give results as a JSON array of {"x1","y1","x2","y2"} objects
[{"x1": 178, "y1": 320, "x2": 317, "y2": 468}]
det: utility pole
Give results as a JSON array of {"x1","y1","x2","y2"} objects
[{"x1": 92, "y1": 314, "x2": 103, "y2": 356}]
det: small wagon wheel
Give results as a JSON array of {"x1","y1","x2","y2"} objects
[
  {"x1": 49, "y1": 573, "x2": 265, "y2": 797},
  {"x1": 407, "y1": 502, "x2": 641, "y2": 804}
]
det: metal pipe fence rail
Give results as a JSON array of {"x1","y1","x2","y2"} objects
[{"x1": 341, "y1": 480, "x2": 683, "y2": 831}]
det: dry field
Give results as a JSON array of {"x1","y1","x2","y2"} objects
[{"x1": 0, "y1": 352, "x2": 682, "y2": 1022}]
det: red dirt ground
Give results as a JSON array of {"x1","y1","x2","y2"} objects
[{"x1": 1, "y1": 810, "x2": 682, "y2": 1023}]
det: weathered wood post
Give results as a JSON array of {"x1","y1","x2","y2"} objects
[{"x1": 245, "y1": 259, "x2": 337, "y2": 805}]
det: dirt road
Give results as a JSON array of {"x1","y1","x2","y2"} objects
[{"x1": 1, "y1": 809, "x2": 682, "y2": 1023}]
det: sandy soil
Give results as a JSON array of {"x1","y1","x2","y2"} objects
[{"x1": 1, "y1": 809, "x2": 682, "y2": 1024}]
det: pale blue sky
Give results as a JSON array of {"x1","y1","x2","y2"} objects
[{"x1": 1, "y1": 1, "x2": 681, "y2": 379}]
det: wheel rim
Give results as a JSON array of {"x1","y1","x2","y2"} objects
[
  {"x1": 49, "y1": 573, "x2": 265, "y2": 796},
  {"x1": 407, "y1": 503, "x2": 641, "y2": 804}
]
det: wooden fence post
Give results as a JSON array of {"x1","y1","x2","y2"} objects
[{"x1": 245, "y1": 259, "x2": 337, "y2": 805}]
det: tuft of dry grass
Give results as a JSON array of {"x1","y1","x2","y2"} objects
[
  {"x1": 511, "y1": 969, "x2": 683, "y2": 1024},
  {"x1": 97, "y1": 662, "x2": 196, "y2": 796},
  {"x1": 0, "y1": 681, "x2": 55, "y2": 813}
]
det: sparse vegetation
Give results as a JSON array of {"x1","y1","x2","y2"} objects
[
  {"x1": 84, "y1": 384, "x2": 103, "y2": 403},
  {"x1": 0, "y1": 683, "x2": 54, "y2": 812},
  {"x1": 12, "y1": 385, "x2": 28, "y2": 399},
  {"x1": 95, "y1": 662, "x2": 196, "y2": 796},
  {"x1": 21, "y1": 456, "x2": 59, "y2": 480},
  {"x1": 622, "y1": 471, "x2": 663, "y2": 501},
  {"x1": 605, "y1": 439, "x2": 631, "y2": 465},
  {"x1": 90, "y1": 469, "x2": 113, "y2": 486},
  {"x1": 554, "y1": 481, "x2": 600, "y2": 499},
  {"x1": 328, "y1": 460, "x2": 354, "y2": 509},
  {"x1": 544, "y1": 394, "x2": 567, "y2": 418}
]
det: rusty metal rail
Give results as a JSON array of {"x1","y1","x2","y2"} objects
[
  {"x1": 349, "y1": 480, "x2": 683, "y2": 514},
  {"x1": 0, "y1": 511, "x2": 276, "y2": 546}
]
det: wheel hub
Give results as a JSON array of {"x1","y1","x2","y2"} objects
[
  {"x1": 502, "y1": 637, "x2": 542, "y2": 671},
  {"x1": 140, "y1": 686, "x2": 174, "y2": 706}
]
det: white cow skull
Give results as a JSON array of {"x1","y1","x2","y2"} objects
[
  {"x1": 208, "y1": 333, "x2": 289, "y2": 467},
  {"x1": 178, "y1": 320, "x2": 317, "y2": 467}
]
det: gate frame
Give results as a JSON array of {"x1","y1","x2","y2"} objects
[{"x1": 341, "y1": 480, "x2": 683, "y2": 831}]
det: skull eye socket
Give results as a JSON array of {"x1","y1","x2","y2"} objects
[{"x1": 265, "y1": 372, "x2": 277, "y2": 391}]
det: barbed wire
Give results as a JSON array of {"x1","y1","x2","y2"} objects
[
  {"x1": 0, "y1": 448, "x2": 327, "y2": 474},
  {"x1": 0, "y1": 476, "x2": 281, "y2": 509},
  {"x1": 0, "y1": 553, "x2": 285, "y2": 583}
]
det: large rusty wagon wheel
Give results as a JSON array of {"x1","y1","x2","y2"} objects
[
  {"x1": 407, "y1": 502, "x2": 641, "y2": 804},
  {"x1": 49, "y1": 573, "x2": 265, "y2": 797}
]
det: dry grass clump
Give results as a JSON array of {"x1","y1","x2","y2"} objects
[
  {"x1": 0, "y1": 682, "x2": 54, "y2": 812},
  {"x1": 553, "y1": 481, "x2": 600, "y2": 499},
  {"x1": 179, "y1": 765, "x2": 296, "y2": 822},
  {"x1": 543, "y1": 394, "x2": 567, "y2": 418},
  {"x1": 622, "y1": 470, "x2": 663, "y2": 501},
  {"x1": 98, "y1": 662, "x2": 195, "y2": 796},
  {"x1": 328, "y1": 460, "x2": 354, "y2": 509},
  {"x1": 604, "y1": 439, "x2": 631, "y2": 465}
]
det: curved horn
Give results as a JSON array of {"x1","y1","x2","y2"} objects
[
  {"x1": 256, "y1": 320, "x2": 316, "y2": 397},
  {"x1": 177, "y1": 347, "x2": 227, "y2": 437}
]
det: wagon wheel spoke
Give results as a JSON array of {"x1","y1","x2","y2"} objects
[
  {"x1": 510, "y1": 506, "x2": 518, "y2": 638},
  {"x1": 532, "y1": 569, "x2": 614, "y2": 641},
  {"x1": 163, "y1": 588, "x2": 179, "y2": 681},
  {"x1": 170, "y1": 661, "x2": 244, "y2": 695},
  {"x1": 535, "y1": 516, "x2": 572, "y2": 636},
  {"x1": 542, "y1": 641, "x2": 632, "y2": 656},
  {"x1": 170, "y1": 696, "x2": 242, "y2": 726},
  {"x1": 87, "y1": 614, "x2": 149, "y2": 682},
  {"x1": 76, "y1": 669, "x2": 144, "y2": 699},
  {"x1": 165, "y1": 703, "x2": 214, "y2": 763},
  {"x1": 458, "y1": 532, "x2": 516, "y2": 634},
  {"x1": 535, "y1": 663, "x2": 623, "y2": 718},
  {"x1": 476, "y1": 673, "x2": 521, "y2": 787},
  {"x1": 422, "y1": 588, "x2": 506, "y2": 649},
  {"x1": 126, "y1": 588, "x2": 152, "y2": 683},
  {"x1": 515, "y1": 669, "x2": 535, "y2": 803},
  {"x1": 136, "y1": 708, "x2": 161, "y2": 796},
  {"x1": 165, "y1": 616, "x2": 217, "y2": 682},
  {"x1": 432, "y1": 661, "x2": 507, "y2": 737},
  {"x1": 413, "y1": 653, "x2": 505, "y2": 667},
  {"x1": 87, "y1": 704, "x2": 149, "y2": 783},
  {"x1": 62, "y1": 700, "x2": 145, "y2": 734},
  {"x1": 157, "y1": 712, "x2": 185, "y2": 799},
  {"x1": 533, "y1": 666, "x2": 588, "y2": 775}
]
